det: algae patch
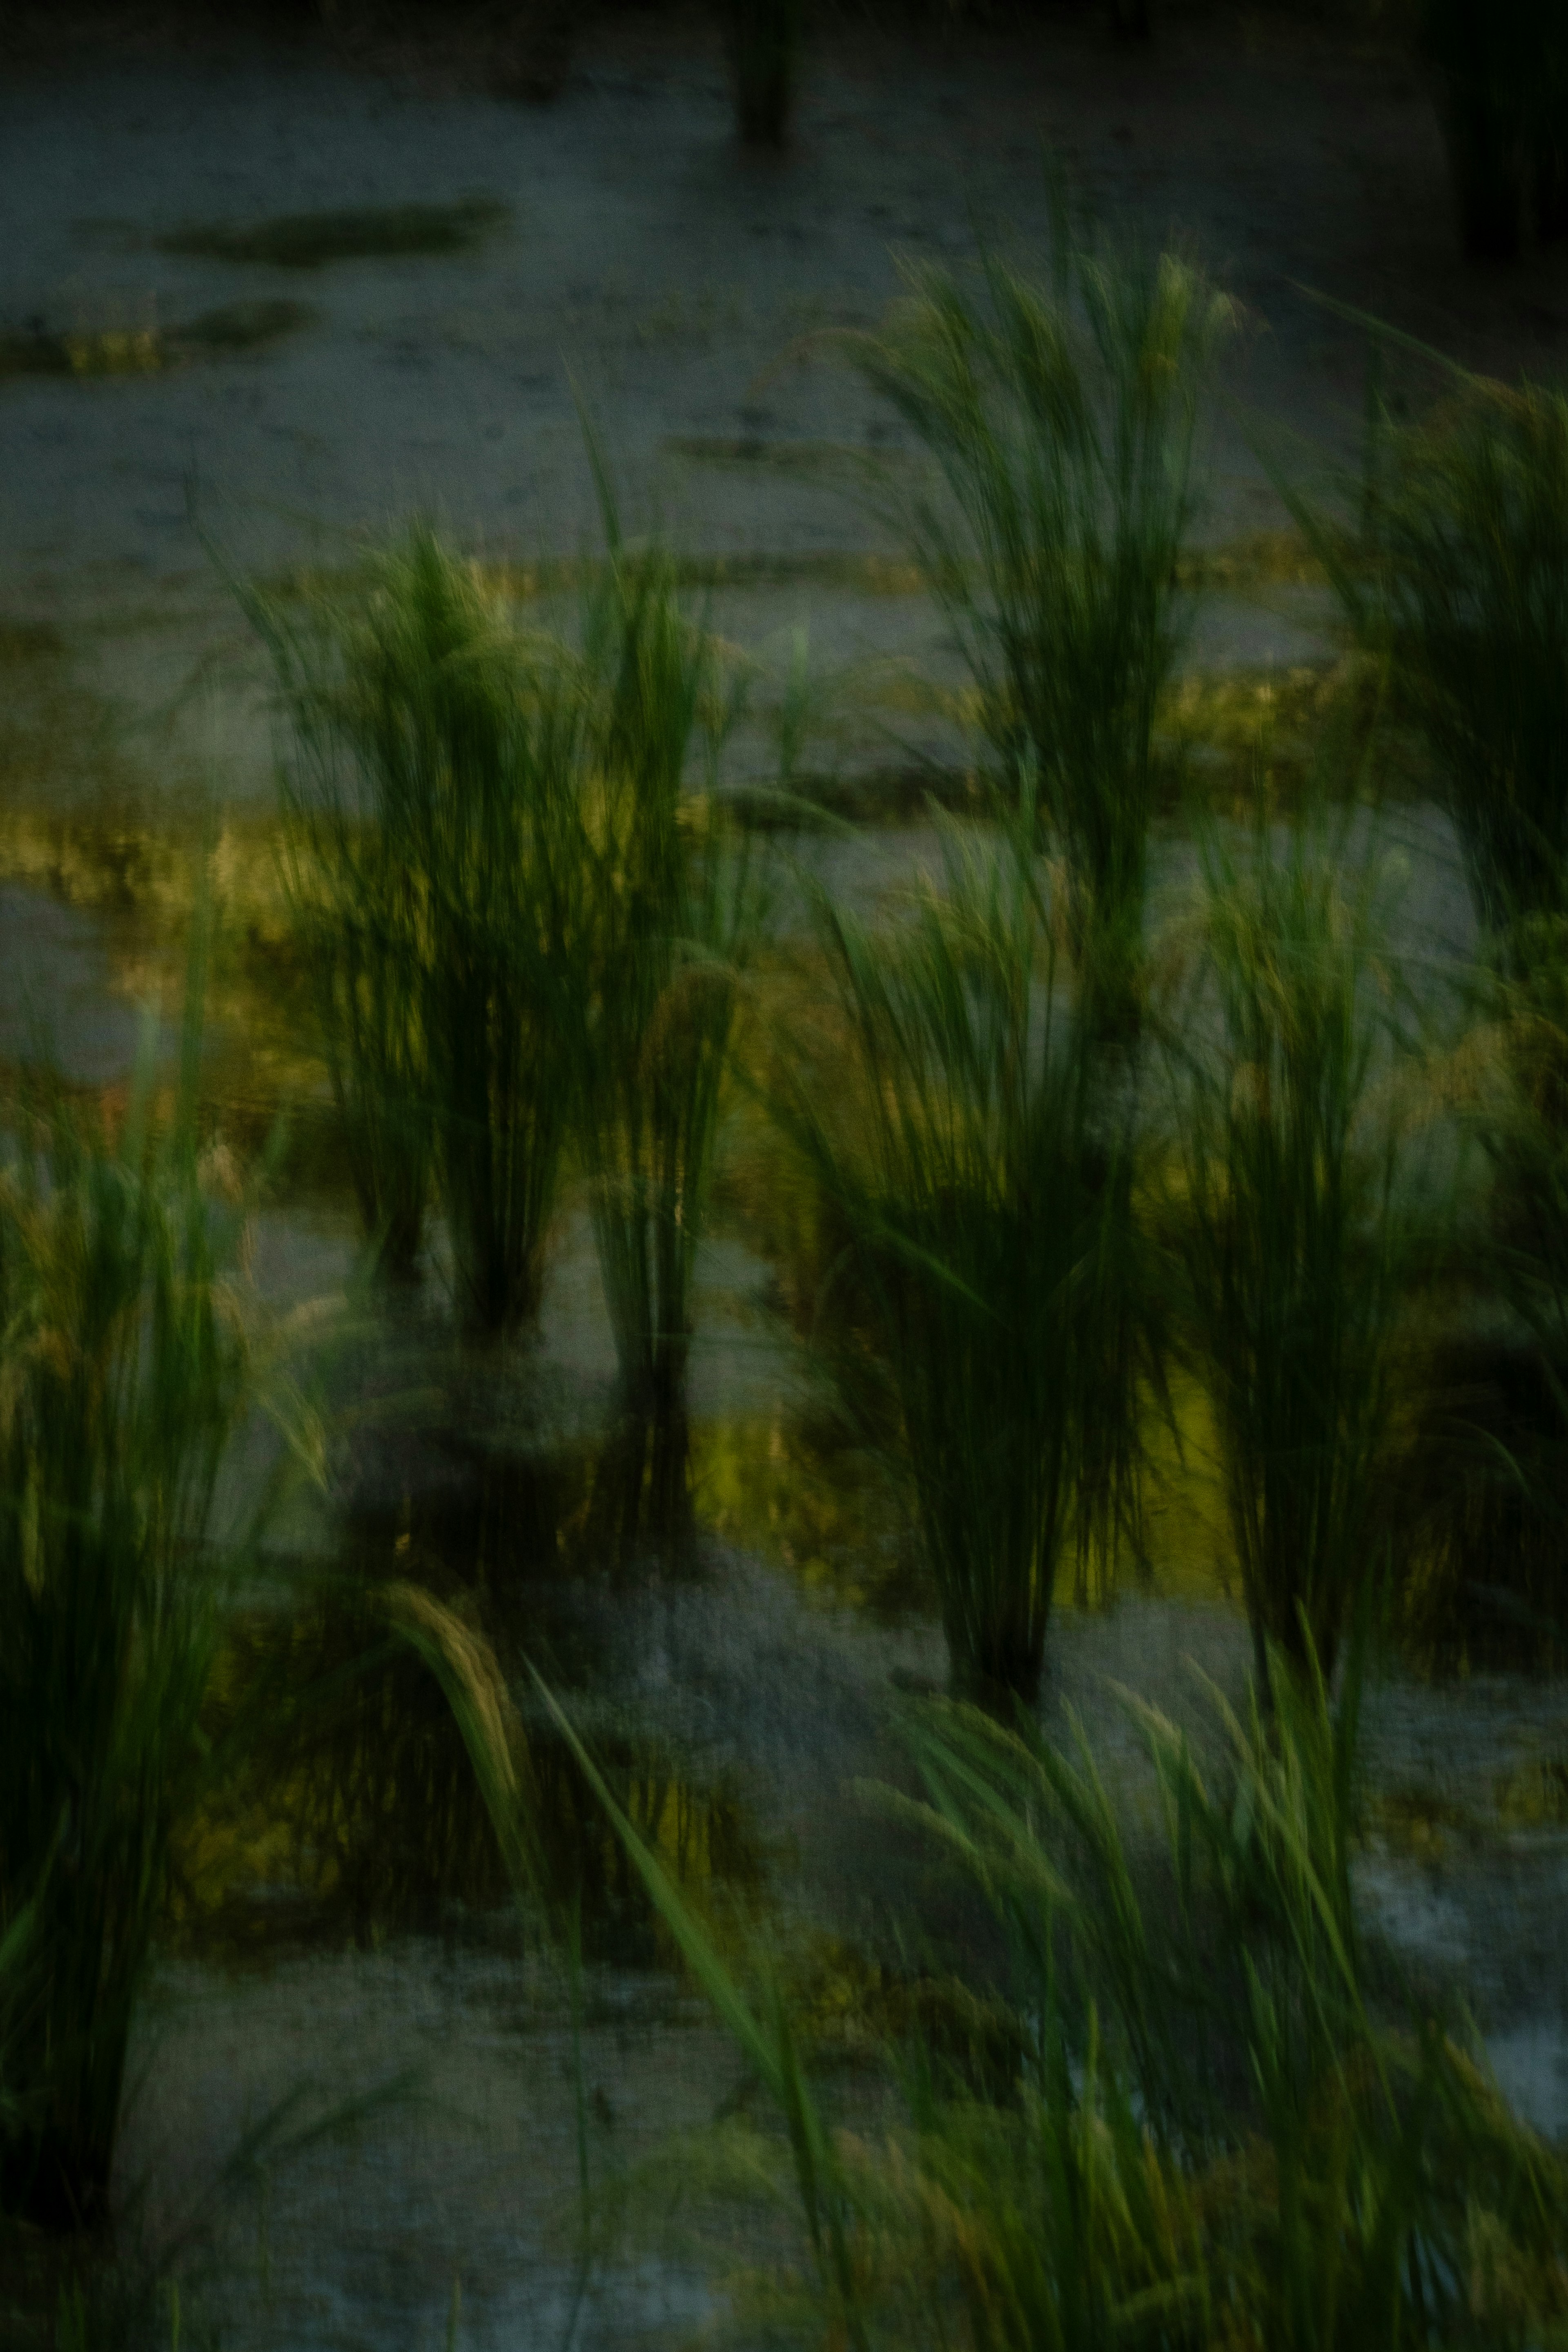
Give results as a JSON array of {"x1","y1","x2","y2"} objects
[
  {"x1": 158, "y1": 197, "x2": 509, "y2": 270},
  {"x1": 168, "y1": 298, "x2": 317, "y2": 356},
  {"x1": 0, "y1": 299, "x2": 315, "y2": 381}
]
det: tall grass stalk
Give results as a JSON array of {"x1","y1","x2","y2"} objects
[
  {"x1": 1475, "y1": 911, "x2": 1568, "y2": 1430},
  {"x1": 1406, "y1": 911, "x2": 1568, "y2": 1666},
  {"x1": 254, "y1": 558, "x2": 431, "y2": 1281},
  {"x1": 1355, "y1": 376, "x2": 1568, "y2": 949},
  {"x1": 776, "y1": 809, "x2": 1146, "y2": 1708},
  {"x1": 254, "y1": 527, "x2": 588, "y2": 1331},
  {"x1": 838, "y1": 227, "x2": 1230, "y2": 1034},
  {"x1": 573, "y1": 523, "x2": 762, "y2": 1537},
  {"x1": 889, "y1": 1642, "x2": 1567, "y2": 2348},
  {"x1": 1158, "y1": 810, "x2": 1418, "y2": 1687},
  {"x1": 561, "y1": 487, "x2": 771, "y2": 1552},
  {"x1": 430, "y1": 1624, "x2": 1568, "y2": 2352},
  {"x1": 0, "y1": 1017, "x2": 254, "y2": 2227}
]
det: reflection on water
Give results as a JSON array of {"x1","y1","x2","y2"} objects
[
  {"x1": 1487, "y1": 2018, "x2": 1568, "y2": 2145},
  {"x1": 0, "y1": 299, "x2": 315, "y2": 380},
  {"x1": 693, "y1": 1378, "x2": 1237, "y2": 1618},
  {"x1": 694, "y1": 1410, "x2": 919, "y2": 1615},
  {"x1": 177, "y1": 1419, "x2": 766, "y2": 1971},
  {"x1": 181, "y1": 1595, "x2": 764, "y2": 1969}
]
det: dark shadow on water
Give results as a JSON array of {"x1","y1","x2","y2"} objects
[
  {"x1": 174, "y1": 1410, "x2": 765, "y2": 1968},
  {"x1": 1400, "y1": 1330, "x2": 1568, "y2": 1674},
  {"x1": 692, "y1": 1407, "x2": 925, "y2": 1619},
  {"x1": 579, "y1": 1396, "x2": 697, "y2": 1581},
  {"x1": 179, "y1": 1579, "x2": 764, "y2": 1966},
  {"x1": 156, "y1": 197, "x2": 509, "y2": 268},
  {"x1": 0, "y1": 301, "x2": 315, "y2": 379}
]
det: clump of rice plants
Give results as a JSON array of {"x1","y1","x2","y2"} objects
[
  {"x1": 1297, "y1": 358, "x2": 1568, "y2": 1657},
  {"x1": 1355, "y1": 375, "x2": 1568, "y2": 950},
  {"x1": 0, "y1": 1034, "x2": 258, "y2": 2229},
  {"x1": 454, "y1": 1637, "x2": 1568, "y2": 2352},
  {"x1": 563, "y1": 443, "x2": 781, "y2": 1527},
  {"x1": 774, "y1": 810, "x2": 1146, "y2": 1708},
  {"x1": 572, "y1": 527, "x2": 762, "y2": 1543},
  {"x1": 254, "y1": 527, "x2": 588, "y2": 1332},
  {"x1": 870, "y1": 1646, "x2": 1568, "y2": 2350},
  {"x1": 1406, "y1": 911, "x2": 1568, "y2": 1668},
  {"x1": 837, "y1": 225, "x2": 1230, "y2": 1036},
  {"x1": 1156, "y1": 808, "x2": 1421, "y2": 1688}
]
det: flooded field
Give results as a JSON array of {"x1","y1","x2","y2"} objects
[{"x1": 4, "y1": 4, "x2": 1568, "y2": 2345}]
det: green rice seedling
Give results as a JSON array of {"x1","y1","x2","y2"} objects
[
  {"x1": 1404, "y1": 912, "x2": 1568, "y2": 1667},
  {"x1": 1158, "y1": 809, "x2": 1419, "y2": 1689},
  {"x1": 426, "y1": 1621, "x2": 1568, "y2": 2352},
  {"x1": 837, "y1": 226, "x2": 1231, "y2": 1037},
  {"x1": 1475, "y1": 915, "x2": 1568, "y2": 1412},
  {"x1": 893, "y1": 1643, "x2": 1568, "y2": 2349},
  {"x1": 572, "y1": 521, "x2": 763, "y2": 1537},
  {"x1": 1356, "y1": 375, "x2": 1568, "y2": 949},
  {"x1": 775, "y1": 809, "x2": 1147, "y2": 1708},
  {"x1": 261, "y1": 642, "x2": 432, "y2": 1283},
  {"x1": 0, "y1": 1025, "x2": 256, "y2": 2228},
  {"x1": 253, "y1": 527, "x2": 589, "y2": 1330}
]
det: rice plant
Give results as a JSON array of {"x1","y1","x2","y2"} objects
[
  {"x1": 264, "y1": 632, "x2": 432, "y2": 1282},
  {"x1": 573, "y1": 524, "x2": 762, "y2": 1539},
  {"x1": 1405, "y1": 911, "x2": 1568, "y2": 1668},
  {"x1": 775, "y1": 810, "x2": 1147, "y2": 1708},
  {"x1": 0, "y1": 1033, "x2": 254, "y2": 2228},
  {"x1": 837, "y1": 225, "x2": 1230, "y2": 1037},
  {"x1": 433, "y1": 1631, "x2": 1568, "y2": 2352},
  {"x1": 1355, "y1": 375, "x2": 1568, "y2": 951},
  {"x1": 254, "y1": 527, "x2": 589, "y2": 1330},
  {"x1": 889, "y1": 1645, "x2": 1568, "y2": 2351},
  {"x1": 1157, "y1": 809, "x2": 1419, "y2": 1689}
]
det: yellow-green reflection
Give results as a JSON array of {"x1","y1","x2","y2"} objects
[
  {"x1": 175, "y1": 1576, "x2": 763, "y2": 1969},
  {"x1": 693, "y1": 1371, "x2": 1238, "y2": 1617},
  {"x1": 158, "y1": 199, "x2": 509, "y2": 269},
  {"x1": 694, "y1": 1412, "x2": 917, "y2": 1614},
  {"x1": 0, "y1": 300, "x2": 314, "y2": 381},
  {"x1": 1495, "y1": 1756, "x2": 1568, "y2": 1829}
]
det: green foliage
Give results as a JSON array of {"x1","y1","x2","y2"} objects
[
  {"x1": 839, "y1": 228, "x2": 1230, "y2": 1032},
  {"x1": 775, "y1": 812, "x2": 1147, "y2": 1706},
  {"x1": 0, "y1": 1034, "x2": 254, "y2": 2227},
  {"x1": 576, "y1": 532, "x2": 760, "y2": 1437},
  {"x1": 891, "y1": 1648, "x2": 1568, "y2": 2351},
  {"x1": 1364, "y1": 379, "x2": 1568, "y2": 944},
  {"x1": 1403, "y1": 913, "x2": 1568, "y2": 1668},
  {"x1": 158, "y1": 198, "x2": 509, "y2": 270},
  {"x1": 254, "y1": 526, "x2": 589, "y2": 1330},
  {"x1": 1474, "y1": 915, "x2": 1568, "y2": 1419},
  {"x1": 1158, "y1": 811, "x2": 1418, "y2": 1686},
  {"x1": 445, "y1": 1642, "x2": 1568, "y2": 2352}
]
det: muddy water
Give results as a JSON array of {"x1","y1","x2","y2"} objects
[{"x1": 4, "y1": 12, "x2": 1568, "y2": 2341}]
